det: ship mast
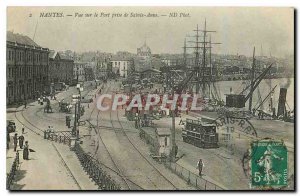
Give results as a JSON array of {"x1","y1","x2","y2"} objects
[
  {"x1": 183, "y1": 38, "x2": 187, "y2": 69},
  {"x1": 186, "y1": 19, "x2": 219, "y2": 95},
  {"x1": 248, "y1": 47, "x2": 256, "y2": 112}
]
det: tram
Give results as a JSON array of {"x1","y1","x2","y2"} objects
[{"x1": 182, "y1": 118, "x2": 219, "y2": 148}]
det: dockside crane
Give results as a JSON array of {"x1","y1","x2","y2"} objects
[
  {"x1": 169, "y1": 69, "x2": 197, "y2": 161},
  {"x1": 240, "y1": 63, "x2": 274, "y2": 102}
]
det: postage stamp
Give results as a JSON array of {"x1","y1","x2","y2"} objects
[{"x1": 250, "y1": 139, "x2": 288, "y2": 189}]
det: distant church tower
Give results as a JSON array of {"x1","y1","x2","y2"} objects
[{"x1": 137, "y1": 39, "x2": 151, "y2": 57}]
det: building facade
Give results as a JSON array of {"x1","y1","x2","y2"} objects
[
  {"x1": 134, "y1": 42, "x2": 152, "y2": 72},
  {"x1": 49, "y1": 51, "x2": 74, "y2": 84},
  {"x1": 84, "y1": 67, "x2": 95, "y2": 81},
  {"x1": 74, "y1": 62, "x2": 87, "y2": 82},
  {"x1": 96, "y1": 58, "x2": 111, "y2": 79},
  {"x1": 110, "y1": 57, "x2": 131, "y2": 78},
  {"x1": 7, "y1": 31, "x2": 49, "y2": 105}
]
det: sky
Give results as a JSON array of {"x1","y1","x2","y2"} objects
[{"x1": 7, "y1": 7, "x2": 294, "y2": 58}]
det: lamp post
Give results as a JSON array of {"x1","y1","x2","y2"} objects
[
  {"x1": 76, "y1": 65, "x2": 79, "y2": 84},
  {"x1": 76, "y1": 83, "x2": 83, "y2": 139},
  {"x1": 72, "y1": 102, "x2": 77, "y2": 137}
]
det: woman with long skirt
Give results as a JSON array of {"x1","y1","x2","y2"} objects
[{"x1": 23, "y1": 141, "x2": 29, "y2": 160}]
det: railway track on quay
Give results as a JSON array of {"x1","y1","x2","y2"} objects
[
  {"x1": 11, "y1": 83, "x2": 98, "y2": 190},
  {"x1": 86, "y1": 82, "x2": 144, "y2": 190},
  {"x1": 13, "y1": 106, "x2": 82, "y2": 190},
  {"x1": 109, "y1": 109, "x2": 178, "y2": 190}
]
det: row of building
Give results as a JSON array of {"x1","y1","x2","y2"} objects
[
  {"x1": 6, "y1": 31, "x2": 162, "y2": 105},
  {"x1": 8, "y1": 31, "x2": 290, "y2": 105},
  {"x1": 6, "y1": 31, "x2": 97, "y2": 105}
]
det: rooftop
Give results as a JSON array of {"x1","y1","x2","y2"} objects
[
  {"x1": 7, "y1": 31, "x2": 40, "y2": 47},
  {"x1": 155, "y1": 128, "x2": 171, "y2": 136},
  {"x1": 111, "y1": 55, "x2": 132, "y2": 61},
  {"x1": 49, "y1": 50, "x2": 74, "y2": 61}
]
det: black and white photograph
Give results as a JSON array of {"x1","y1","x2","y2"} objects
[{"x1": 5, "y1": 6, "x2": 295, "y2": 191}]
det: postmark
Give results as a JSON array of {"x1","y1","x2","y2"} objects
[
  {"x1": 250, "y1": 139, "x2": 288, "y2": 189},
  {"x1": 212, "y1": 116, "x2": 257, "y2": 154}
]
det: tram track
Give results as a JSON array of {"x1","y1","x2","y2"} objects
[
  {"x1": 17, "y1": 84, "x2": 94, "y2": 136},
  {"x1": 93, "y1": 111, "x2": 142, "y2": 190},
  {"x1": 108, "y1": 105, "x2": 178, "y2": 189},
  {"x1": 15, "y1": 80, "x2": 180, "y2": 190},
  {"x1": 10, "y1": 83, "x2": 99, "y2": 190},
  {"x1": 86, "y1": 81, "x2": 143, "y2": 190},
  {"x1": 90, "y1": 81, "x2": 240, "y2": 189},
  {"x1": 9, "y1": 82, "x2": 124, "y2": 190},
  {"x1": 21, "y1": 81, "x2": 138, "y2": 190},
  {"x1": 13, "y1": 106, "x2": 82, "y2": 190},
  {"x1": 86, "y1": 120, "x2": 143, "y2": 189}
]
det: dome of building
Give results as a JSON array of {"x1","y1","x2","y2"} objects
[{"x1": 137, "y1": 42, "x2": 151, "y2": 57}]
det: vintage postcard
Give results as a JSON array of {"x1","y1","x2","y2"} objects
[{"x1": 6, "y1": 6, "x2": 294, "y2": 190}]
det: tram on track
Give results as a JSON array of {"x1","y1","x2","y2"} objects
[{"x1": 182, "y1": 118, "x2": 219, "y2": 148}]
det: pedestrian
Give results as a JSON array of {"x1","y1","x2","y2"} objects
[
  {"x1": 18, "y1": 134, "x2": 25, "y2": 149},
  {"x1": 23, "y1": 141, "x2": 29, "y2": 160},
  {"x1": 48, "y1": 126, "x2": 54, "y2": 134},
  {"x1": 37, "y1": 97, "x2": 40, "y2": 104},
  {"x1": 134, "y1": 113, "x2": 139, "y2": 128},
  {"x1": 197, "y1": 158, "x2": 204, "y2": 176},
  {"x1": 13, "y1": 133, "x2": 18, "y2": 152},
  {"x1": 175, "y1": 145, "x2": 178, "y2": 157},
  {"x1": 7, "y1": 131, "x2": 10, "y2": 149},
  {"x1": 179, "y1": 116, "x2": 183, "y2": 125},
  {"x1": 22, "y1": 125, "x2": 25, "y2": 134},
  {"x1": 24, "y1": 101, "x2": 27, "y2": 109}
]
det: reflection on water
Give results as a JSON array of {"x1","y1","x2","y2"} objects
[{"x1": 214, "y1": 78, "x2": 294, "y2": 111}]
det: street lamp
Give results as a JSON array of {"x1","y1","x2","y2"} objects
[
  {"x1": 76, "y1": 65, "x2": 79, "y2": 84},
  {"x1": 76, "y1": 83, "x2": 83, "y2": 139}
]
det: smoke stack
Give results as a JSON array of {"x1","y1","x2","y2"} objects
[{"x1": 277, "y1": 88, "x2": 287, "y2": 117}]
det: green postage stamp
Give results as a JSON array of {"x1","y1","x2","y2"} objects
[{"x1": 250, "y1": 139, "x2": 288, "y2": 189}]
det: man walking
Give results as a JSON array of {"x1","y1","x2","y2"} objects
[
  {"x1": 7, "y1": 131, "x2": 10, "y2": 149},
  {"x1": 179, "y1": 116, "x2": 184, "y2": 125},
  {"x1": 13, "y1": 133, "x2": 18, "y2": 152},
  {"x1": 197, "y1": 158, "x2": 204, "y2": 176},
  {"x1": 135, "y1": 113, "x2": 140, "y2": 129},
  {"x1": 22, "y1": 125, "x2": 25, "y2": 134}
]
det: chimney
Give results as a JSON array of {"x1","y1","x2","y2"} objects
[{"x1": 277, "y1": 88, "x2": 287, "y2": 117}]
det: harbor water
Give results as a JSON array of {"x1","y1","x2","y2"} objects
[{"x1": 214, "y1": 77, "x2": 294, "y2": 111}]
